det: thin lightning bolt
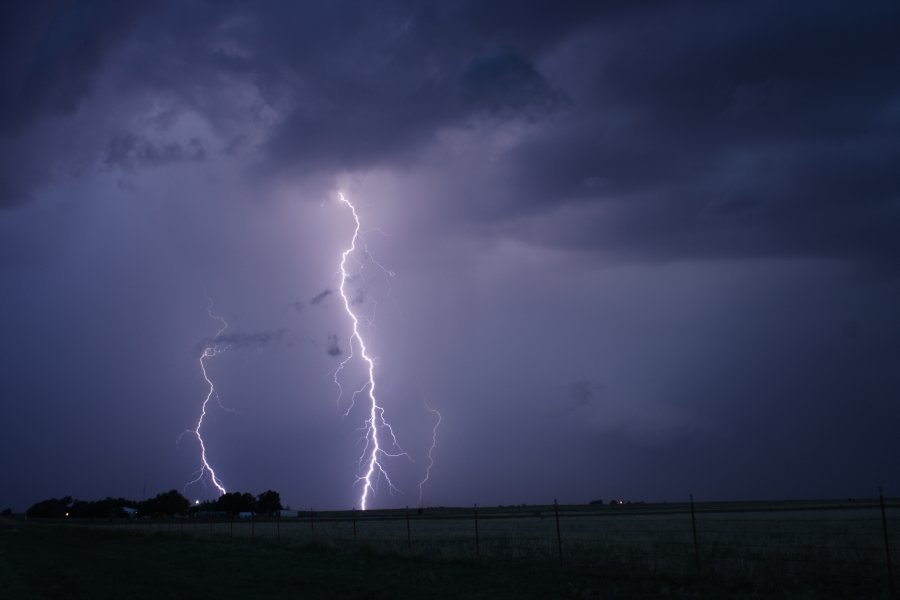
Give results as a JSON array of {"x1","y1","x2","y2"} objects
[
  {"x1": 418, "y1": 402, "x2": 442, "y2": 507},
  {"x1": 181, "y1": 299, "x2": 229, "y2": 497},
  {"x1": 334, "y1": 192, "x2": 406, "y2": 510}
]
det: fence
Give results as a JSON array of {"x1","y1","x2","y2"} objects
[{"x1": 64, "y1": 497, "x2": 899, "y2": 598}]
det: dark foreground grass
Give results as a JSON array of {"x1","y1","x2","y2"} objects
[
  {"x1": 0, "y1": 518, "x2": 689, "y2": 600},
  {"x1": 0, "y1": 518, "x2": 882, "y2": 599}
]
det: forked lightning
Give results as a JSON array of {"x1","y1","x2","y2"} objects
[
  {"x1": 334, "y1": 192, "x2": 408, "y2": 510},
  {"x1": 182, "y1": 299, "x2": 230, "y2": 496}
]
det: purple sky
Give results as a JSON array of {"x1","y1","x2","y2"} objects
[{"x1": 2, "y1": 1, "x2": 899, "y2": 512}]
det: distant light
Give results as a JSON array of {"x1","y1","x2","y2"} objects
[
  {"x1": 65, "y1": 512, "x2": 69, "y2": 517},
  {"x1": 195, "y1": 499, "x2": 200, "y2": 505}
]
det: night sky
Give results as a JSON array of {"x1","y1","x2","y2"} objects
[{"x1": 2, "y1": 1, "x2": 899, "y2": 512}]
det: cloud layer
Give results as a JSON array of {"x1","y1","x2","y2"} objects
[{"x1": 1, "y1": 1, "x2": 898, "y2": 512}]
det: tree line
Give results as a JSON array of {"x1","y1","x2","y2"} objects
[{"x1": 25, "y1": 489, "x2": 282, "y2": 519}]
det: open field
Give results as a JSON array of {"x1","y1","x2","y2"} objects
[
  {"x1": 1, "y1": 517, "x2": 697, "y2": 600},
  {"x1": 3, "y1": 499, "x2": 898, "y2": 598}
]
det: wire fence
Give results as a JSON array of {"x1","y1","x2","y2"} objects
[{"x1": 61, "y1": 497, "x2": 899, "y2": 598}]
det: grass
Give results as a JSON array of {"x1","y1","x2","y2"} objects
[
  {"x1": 0, "y1": 518, "x2": 700, "y2": 600},
  {"x1": 2, "y1": 499, "x2": 897, "y2": 599}
]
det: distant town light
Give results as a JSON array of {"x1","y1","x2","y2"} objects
[{"x1": 194, "y1": 499, "x2": 200, "y2": 505}]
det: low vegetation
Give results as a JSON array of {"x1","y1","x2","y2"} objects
[
  {"x1": 1, "y1": 518, "x2": 695, "y2": 599},
  {"x1": 6, "y1": 498, "x2": 897, "y2": 598},
  {"x1": 24, "y1": 489, "x2": 282, "y2": 519}
]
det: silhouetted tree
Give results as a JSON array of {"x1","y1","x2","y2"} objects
[
  {"x1": 139, "y1": 490, "x2": 190, "y2": 517},
  {"x1": 26, "y1": 496, "x2": 72, "y2": 518},
  {"x1": 69, "y1": 497, "x2": 137, "y2": 518},
  {"x1": 1, "y1": 508, "x2": 12, "y2": 517},
  {"x1": 255, "y1": 490, "x2": 282, "y2": 515},
  {"x1": 216, "y1": 492, "x2": 256, "y2": 515}
]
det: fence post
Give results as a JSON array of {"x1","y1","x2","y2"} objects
[
  {"x1": 554, "y1": 499, "x2": 563, "y2": 561},
  {"x1": 251, "y1": 513, "x2": 255, "y2": 540},
  {"x1": 880, "y1": 489, "x2": 896, "y2": 600},
  {"x1": 690, "y1": 493, "x2": 701, "y2": 576},
  {"x1": 310, "y1": 507, "x2": 314, "y2": 537},
  {"x1": 352, "y1": 507, "x2": 357, "y2": 546},
  {"x1": 230, "y1": 513, "x2": 234, "y2": 541},
  {"x1": 208, "y1": 514, "x2": 213, "y2": 537},
  {"x1": 474, "y1": 504, "x2": 480, "y2": 558},
  {"x1": 406, "y1": 505, "x2": 411, "y2": 552}
]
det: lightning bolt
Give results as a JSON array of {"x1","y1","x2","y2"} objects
[
  {"x1": 418, "y1": 402, "x2": 442, "y2": 507},
  {"x1": 334, "y1": 192, "x2": 407, "y2": 510},
  {"x1": 181, "y1": 298, "x2": 230, "y2": 497}
]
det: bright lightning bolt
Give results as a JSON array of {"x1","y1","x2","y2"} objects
[
  {"x1": 418, "y1": 402, "x2": 442, "y2": 507},
  {"x1": 181, "y1": 298, "x2": 230, "y2": 497},
  {"x1": 334, "y1": 192, "x2": 407, "y2": 510}
]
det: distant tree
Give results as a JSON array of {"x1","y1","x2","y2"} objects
[
  {"x1": 192, "y1": 499, "x2": 216, "y2": 514},
  {"x1": 216, "y1": 492, "x2": 256, "y2": 515},
  {"x1": 1, "y1": 508, "x2": 12, "y2": 517},
  {"x1": 69, "y1": 499, "x2": 90, "y2": 518},
  {"x1": 26, "y1": 496, "x2": 72, "y2": 518},
  {"x1": 69, "y1": 497, "x2": 138, "y2": 519},
  {"x1": 255, "y1": 490, "x2": 282, "y2": 515},
  {"x1": 139, "y1": 490, "x2": 190, "y2": 517}
]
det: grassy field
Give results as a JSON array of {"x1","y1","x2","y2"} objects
[
  {"x1": 0, "y1": 518, "x2": 702, "y2": 600},
  {"x1": 2, "y1": 499, "x2": 897, "y2": 599}
]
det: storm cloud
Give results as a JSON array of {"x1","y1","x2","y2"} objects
[
  {"x1": 326, "y1": 334, "x2": 342, "y2": 358},
  {"x1": 309, "y1": 289, "x2": 333, "y2": 306},
  {"x1": 2, "y1": 1, "x2": 897, "y2": 266},
  {"x1": 193, "y1": 329, "x2": 288, "y2": 355},
  {"x1": 1, "y1": 1, "x2": 898, "y2": 513}
]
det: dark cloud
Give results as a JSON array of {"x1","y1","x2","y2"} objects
[
  {"x1": 0, "y1": 1, "x2": 153, "y2": 207},
  {"x1": 546, "y1": 380, "x2": 601, "y2": 418},
  {"x1": 1, "y1": 0, "x2": 584, "y2": 208},
  {"x1": 103, "y1": 133, "x2": 206, "y2": 170},
  {"x1": 2, "y1": 0, "x2": 900, "y2": 512},
  {"x1": 309, "y1": 289, "x2": 333, "y2": 306},
  {"x1": 326, "y1": 334, "x2": 342, "y2": 357},
  {"x1": 491, "y1": 1, "x2": 900, "y2": 265},
  {"x1": 262, "y1": 46, "x2": 559, "y2": 171},
  {"x1": 194, "y1": 329, "x2": 287, "y2": 355},
  {"x1": 460, "y1": 51, "x2": 566, "y2": 119},
  {"x1": 2, "y1": 0, "x2": 897, "y2": 270},
  {"x1": 569, "y1": 380, "x2": 597, "y2": 410},
  {"x1": 0, "y1": 1, "x2": 148, "y2": 135}
]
